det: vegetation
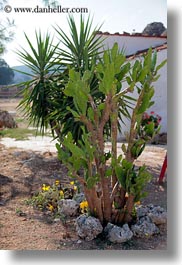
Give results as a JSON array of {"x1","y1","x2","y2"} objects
[
  {"x1": 16, "y1": 15, "x2": 166, "y2": 226},
  {"x1": 56, "y1": 44, "x2": 166, "y2": 225},
  {"x1": 0, "y1": 1, "x2": 15, "y2": 84},
  {"x1": 0, "y1": 59, "x2": 14, "y2": 85},
  {"x1": 0, "y1": 127, "x2": 51, "y2": 140},
  {"x1": 138, "y1": 111, "x2": 162, "y2": 140},
  {"x1": 0, "y1": 13, "x2": 14, "y2": 56},
  {"x1": 17, "y1": 15, "x2": 104, "y2": 142},
  {"x1": 26, "y1": 180, "x2": 84, "y2": 215},
  {"x1": 0, "y1": 0, "x2": 15, "y2": 55}
]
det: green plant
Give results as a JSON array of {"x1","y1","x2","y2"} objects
[
  {"x1": 17, "y1": 15, "x2": 105, "y2": 143},
  {"x1": 15, "y1": 208, "x2": 26, "y2": 216},
  {"x1": 28, "y1": 180, "x2": 78, "y2": 213},
  {"x1": 0, "y1": 127, "x2": 51, "y2": 140},
  {"x1": 137, "y1": 111, "x2": 162, "y2": 141},
  {"x1": 16, "y1": 30, "x2": 59, "y2": 135},
  {"x1": 54, "y1": 14, "x2": 104, "y2": 72},
  {"x1": 16, "y1": 15, "x2": 167, "y2": 227},
  {"x1": 56, "y1": 44, "x2": 166, "y2": 225}
]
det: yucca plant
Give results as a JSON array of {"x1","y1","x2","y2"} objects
[
  {"x1": 50, "y1": 15, "x2": 106, "y2": 142},
  {"x1": 50, "y1": 15, "x2": 133, "y2": 142},
  {"x1": 16, "y1": 31, "x2": 60, "y2": 134},
  {"x1": 16, "y1": 15, "x2": 106, "y2": 141},
  {"x1": 54, "y1": 14, "x2": 104, "y2": 72},
  {"x1": 16, "y1": 15, "x2": 133, "y2": 143}
]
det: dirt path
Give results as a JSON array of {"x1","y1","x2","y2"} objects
[{"x1": 0, "y1": 140, "x2": 167, "y2": 250}]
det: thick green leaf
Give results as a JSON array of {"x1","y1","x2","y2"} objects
[
  {"x1": 156, "y1": 59, "x2": 167, "y2": 72},
  {"x1": 115, "y1": 166, "x2": 126, "y2": 189},
  {"x1": 151, "y1": 49, "x2": 157, "y2": 72}
]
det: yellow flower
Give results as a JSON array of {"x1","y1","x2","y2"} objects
[
  {"x1": 135, "y1": 201, "x2": 141, "y2": 205},
  {"x1": 70, "y1": 181, "x2": 74, "y2": 185},
  {"x1": 73, "y1": 186, "x2": 77, "y2": 191},
  {"x1": 47, "y1": 203, "x2": 54, "y2": 211},
  {"x1": 42, "y1": 184, "x2": 50, "y2": 191},
  {"x1": 55, "y1": 180, "x2": 60, "y2": 186},
  {"x1": 60, "y1": 190, "x2": 64, "y2": 196},
  {"x1": 80, "y1": 200, "x2": 88, "y2": 213}
]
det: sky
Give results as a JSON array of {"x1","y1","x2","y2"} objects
[{"x1": 1, "y1": 0, "x2": 167, "y2": 67}]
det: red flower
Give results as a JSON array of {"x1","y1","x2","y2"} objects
[{"x1": 143, "y1": 113, "x2": 149, "y2": 119}]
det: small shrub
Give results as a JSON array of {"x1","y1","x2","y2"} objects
[
  {"x1": 27, "y1": 180, "x2": 86, "y2": 216},
  {"x1": 138, "y1": 111, "x2": 162, "y2": 140}
]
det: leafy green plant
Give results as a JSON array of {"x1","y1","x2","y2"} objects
[
  {"x1": 28, "y1": 180, "x2": 78, "y2": 213},
  {"x1": 27, "y1": 180, "x2": 89, "y2": 218},
  {"x1": 16, "y1": 15, "x2": 166, "y2": 227},
  {"x1": 54, "y1": 14, "x2": 104, "y2": 72},
  {"x1": 137, "y1": 111, "x2": 162, "y2": 140},
  {"x1": 17, "y1": 15, "x2": 105, "y2": 143},
  {"x1": 16, "y1": 30, "x2": 59, "y2": 135},
  {"x1": 56, "y1": 44, "x2": 166, "y2": 225}
]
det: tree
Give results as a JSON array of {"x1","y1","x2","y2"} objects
[
  {"x1": 0, "y1": 0, "x2": 15, "y2": 55},
  {"x1": 0, "y1": 59, "x2": 14, "y2": 85}
]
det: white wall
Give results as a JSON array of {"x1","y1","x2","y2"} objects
[
  {"x1": 95, "y1": 34, "x2": 167, "y2": 138},
  {"x1": 98, "y1": 34, "x2": 167, "y2": 56},
  {"x1": 118, "y1": 48, "x2": 167, "y2": 139}
]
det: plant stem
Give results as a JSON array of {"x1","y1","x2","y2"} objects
[
  {"x1": 124, "y1": 194, "x2": 135, "y2": 223},
  {"x1": 125, "y1": 90, "x2": 144, "y2": 162}
]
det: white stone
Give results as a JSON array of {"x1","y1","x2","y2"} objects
[
  {"x1": 58, "y1": 199, "x2": 79, "y2": 217},
  {"x1": 131, "y1": 216, "x2": 160, "y2": 237},
  {"x1": 76, "y1": 215, "x2": 103, "y2": 241},
  {"x1": 73, "y1": 193, "x2": 86, "y2": 204},
  {"x1": 104, "y1": 223, "x2": 133, "y2": 243},
  {"x1": 147, "y1": 205, "x2": 167, "y2": 225},
  {"x1": 136, "y1": 205, "x2": 149, "y2": 218}
]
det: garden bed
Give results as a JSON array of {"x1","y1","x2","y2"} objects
[{"x1": 0, "y1": 142, "x2": 167, "y2": 250}]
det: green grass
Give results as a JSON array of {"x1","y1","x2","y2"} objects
[
  {"x1": 0, "y1": 127, "x2": 51, "y2": 140},
  {"x1": 15, "y1": 117, "x2": 25, "y2": 123}
]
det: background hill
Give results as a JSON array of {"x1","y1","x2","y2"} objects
[{"x1": 12, "y1": 65, "x2": 33, "y2": 84}]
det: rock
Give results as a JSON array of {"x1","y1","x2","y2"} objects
[
  {"x1": 58, "y1": 199, "x2": 79, "y2": 217},
  {"x1": 136, "y1": 204, "x2": 167, "y2": 225},
  {"x1": 147, "y1": 205, "x2": 167, "y2": 225},
  {"x1": 136, "y1": 205, "x2": 149, "y2": 218},
  {"x1": 151, "y1": 133, "x2": 167, "y2": 145},
  {"x1": 161, "y1": 29, "x2": 167, "y2": 37},
  {"x1": 142, "y1": 22, "x2": 166, "y2": 36},
  {"x1": 76, "y1": 215, "x2": 103, "y2": 241},
  {"x1": 21, "y1": 156, "x2": 42, "y2": 167},
  {"x1": 54, "y1": 218, "x2": 61, "y2": 222},
  {"x1": 104, "y1": 223, "x2": 133, "y2": 243},
  {"x1": 73, "y1": 193, "x2": 86, "y2": 204},
  {"x1": 0, "y1": 110, "x2": 17, "y2": 129},
  {"x1": 76, "y1": 240, "x2": 82, "y2": 244},
  {"x1": 131, "y1": 216, "x2": 160, "y2": 237}
]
